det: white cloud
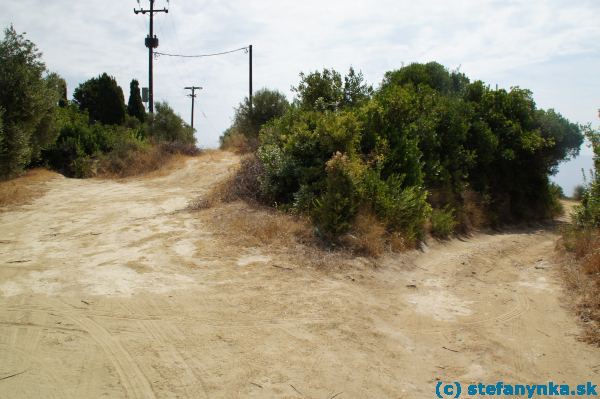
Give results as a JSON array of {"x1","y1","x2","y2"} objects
[{"x1": 1, "y1": 0, "x2": 599, "y2": 149}]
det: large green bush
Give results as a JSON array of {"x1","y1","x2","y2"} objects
[
  {"x1": 230, "y1": 63, "x2": 583, "y2": 245},
  {"x1": 147, "y1": 101, "x2": 195, "y2": 144},
  {"x1": 43, "y1": 104, "x2": 145, "y2": 177}
]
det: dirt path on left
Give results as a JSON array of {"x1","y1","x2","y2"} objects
[{"x1": 0, "y1": 152, "x2": 238, "y2": 398}]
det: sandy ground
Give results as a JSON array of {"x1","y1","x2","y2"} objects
[{"x1": 0, "y1": 152, "x2": 598, "y2": 398}]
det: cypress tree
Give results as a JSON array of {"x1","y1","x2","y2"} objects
[{"x1": 127, "y1": 79, "x2": 146, "y2": 123}]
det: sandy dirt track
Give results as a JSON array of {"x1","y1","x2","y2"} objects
[{"x1": 0, "y1": 152, "x2": 598, "y2": 398}]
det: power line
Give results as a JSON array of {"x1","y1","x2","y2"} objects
[
  {"x1": 155, "y1": 47, "x2": 248, "y2": 58},
  {"x1": 156, "y1": 45, "x2": 253, "y2": 109}
]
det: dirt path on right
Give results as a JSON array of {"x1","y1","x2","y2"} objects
[
  {"x1": 372, "y1": 227, "x2": 598, "y2": 396},
  {"x1": 0, "y1": 154, "x2": 597, "y2": 398}
]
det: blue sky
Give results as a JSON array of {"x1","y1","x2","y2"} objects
[{"x1": 2, "y1": 0, "x2": 598, "y2": 194}]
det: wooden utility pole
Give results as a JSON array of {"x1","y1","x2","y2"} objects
[
  {"x1": 184, "y1": 86, "x2": 202, "y2": 130},
  {"x1": 249, "y1": 44, "x2": 253, "y2": 110},
  {"x1": 134, "y1": 0, "x2": 168, "y2": 113}
]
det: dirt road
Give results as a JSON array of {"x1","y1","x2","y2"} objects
[{"x1": 0, "y1": 152, "x2": 597, "y2": 398}]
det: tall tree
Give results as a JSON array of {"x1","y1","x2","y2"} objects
[
  {"x1": 127, "y1": 79, "x2": 146, "y2": 123},
  {"x1": 0, "y1": 25, "x2": 61, "y2": 179},
  {"x1": 73, "y1": 73, "x2": 126, "y2": 125},
  {"x1": 342, "y1": 67, "x2": 372, "y2": 108}
]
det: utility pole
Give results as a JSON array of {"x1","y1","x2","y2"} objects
[
  {"x1": 134, "y1": 0, "x2": 168, "y2": 114},
  {"x1": 184, "y1": 86, "x2": 202, "y2": 131},
  {"x1": 249, "y1": 44, "x2": 253, "y2": 111}
]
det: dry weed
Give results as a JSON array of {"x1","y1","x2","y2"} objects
[
  {"x1": 220, "y1": 132, "x2": 258, "y2": 154},
  {"x1": 341, "y1": 211, "x2": 386, "y2": 257},
  {"x1": 98, "y1": 143, "x2": 201, "y2": 179},
  {"x1": 206, "y1": 202, "x2": 313, "y2": 247},
  {"x1": 194, "y1": 200, "x2": 366, "y2": 271},
  {"x1": 389, "y1": 232, "x2": 412, "y2": 252},
  {"x1": 559, "y1": 226, "x2": 600, "y2": 346},
  {"x1": 0, "y1": 168, "x2": 58, "y2": 209},
  {"x1": 189, "y1": 154, "x2": 263, "y2": 211}
]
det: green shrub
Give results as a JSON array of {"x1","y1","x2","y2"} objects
[
  {"x1": 573, "y1": 185, "x2": 586, "y2": 201},
  {"x1": 572, "y1": 126, "x2": 599, "y2": 228},
  {"x1": 257, "y1": 109, "x2": 362, "y2": 206},
  {"x1": 548, "y1": 182, "x2": 565, "y2": 217},
  {"x1": 256, "y1": 143, "x2": 298, "y2": 204},
  {"x1": 312, "y1": 152, "x2": 365, "y2": 239},
  {"x1": 431, "y1": 207, "x2": 457, "y2": 239},
  {"x1": 361, "y1": 170, "x2": 430, "y2": 243},
  {"x1": 147, "y1": 101, "x2": 195, "y2": 144},
  {"x1": 573, "y1": 172, "x2": 600, "y2": 229}
]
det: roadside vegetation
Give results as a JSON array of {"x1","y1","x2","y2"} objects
[
  {"x1": 0, "y1": 25, "x2": 198, "y2": 182},
  {"x1": 212, "y1": 64, "x2": 582, "y2": 254},
  {"x1": 559, "y1": 124, "x2": 599, "y2": 346}
]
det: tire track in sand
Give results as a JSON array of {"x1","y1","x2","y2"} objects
[{"x1": 68, "y1": 315, "x2": 156, "y2": 399}]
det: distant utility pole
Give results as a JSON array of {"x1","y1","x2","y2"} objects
[
  {"x1": 134, "y1": 0, "x2": 168, "y2": 114},
  {"x1": 184, "y1": 86, "x2": 202, "y2": 130},
  {"x1": 248, "y1": 44, "x2": 253, "y2": 111}
]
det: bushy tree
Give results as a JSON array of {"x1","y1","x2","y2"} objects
[
  {"x1": 220, "y1": 88, "x2": 289, "y2": 152},
  {"x1": 73, "y1": 73, "x2": 126, "y2": 125},
  {"x1": 293, "y1": 68, "x2": 344, "y2": 111},
  {"x1": 146, "y1": 101, "x2": 195, "y2": 144},
  {"x1": 0, "y1": 25, "x2": 62, "y2": 179},
  {"x1": 127, "y1": 79, "x2": 146, "y2": 123},
  {"x1": 45, "y1": 72, "x2": 67, "y2": 108},
  {"x1": 381, "y1": 62, "x2": 468, "y2": 96},
  {"x1": 292, "y1": 68, "x2": 373, "y2": 112},
  {"x1": 343, "y1": 67, "x2": 373, "y2": 108},
  {"x1": 235, "y1": 88, "x2": 289, "y2": 137}
]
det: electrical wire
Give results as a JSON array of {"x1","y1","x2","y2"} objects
[{"x1": 155, "y1": 47, "x2": 248, "y2": 58}]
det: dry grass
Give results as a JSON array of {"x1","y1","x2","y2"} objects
[
  {"x1": 131, "y1": 153, "x2": 193, "y2": 179},
  {"x1": 558, "y1": 227, "x2": 600, "y2": 346},
  {"x1": 194, "y1": 201, "x2": 370, "y2": 272},
  {"x1": 340, "y1": 211, "x2": 386, "y2": 257},
  {"x1": 389, "y1": 232, "x2": 412, "y2": 252},
  {"x1": 98, "y1": 143, "x2": 201, "y2": 179},
  {"x1": 206, "y1": 202, "x2": 314, "y2": 247},
  {"x1": 188, "y1": 154, "x2": 263, "y2": 210},
  {"x1": 0, "y1": 168, "x2": 59, "y2": 210},
  {"x1": 220, "y1": 132, "x2": 258, "y2": 154}
]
